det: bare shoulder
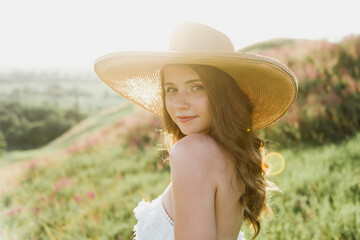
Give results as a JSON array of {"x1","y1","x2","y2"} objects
[
  {"x1": 170, "y1": 134, "x2": 221, "y2": 238},
  {"x1": 171, "y1": 134, "x2": 219, "y2": 159},
  {"x1": 170, "y1": 134, "x2": 229, "y2": 173}
]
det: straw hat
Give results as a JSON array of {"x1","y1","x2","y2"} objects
[{"x1": 93, "y1": 22, "x2": 298, "y2": 130}]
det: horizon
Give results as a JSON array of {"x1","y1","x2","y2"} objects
[{"x1": 1, "y1": 36, "x2": 356, "y2": 76}]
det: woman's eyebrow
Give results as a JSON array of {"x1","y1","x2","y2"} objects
[{"x1": 164, "y1": 79, "x2": 201, "y2": 86}]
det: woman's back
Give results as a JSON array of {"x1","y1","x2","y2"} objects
[{"x1": 161, "y1": 134, "x2": 246, "y2": 239}]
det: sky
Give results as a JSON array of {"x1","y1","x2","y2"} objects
[{"x1": 1, "y1": 0, "x2": 359, "y2": 73}]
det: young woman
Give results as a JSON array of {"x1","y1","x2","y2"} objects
[{"x1": 94, "y1": 22, "x2": 298, "y2": 240}]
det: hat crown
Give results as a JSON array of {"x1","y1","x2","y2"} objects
[{"x1": 168, "y1": 22, "x2": 235, "y2": 52}]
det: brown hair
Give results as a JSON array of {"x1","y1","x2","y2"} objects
[{"x1": 159, "y1": 64, "x2": 281, "y2": 240}]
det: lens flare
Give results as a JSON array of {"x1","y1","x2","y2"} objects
[{"x1": 262, "y1": 152, "x2": 286, "y2": 176}]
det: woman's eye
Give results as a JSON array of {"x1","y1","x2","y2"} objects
[
  {"x1": 166, "y1": 88, "x2": 176, "y2": 93},
  {"x1": 165, "y1": 85, "x2": 203, "y2": 93},
  {"x1": 192, "y1": 85, "x2": 204, "y2": 91}
]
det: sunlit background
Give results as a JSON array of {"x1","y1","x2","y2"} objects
[
  {"x1": 0, "y1": 0, "x2": 359, "y2": 239},
  {"x1": 1, "y1": 0, "x2": 360, "y2": 72}
]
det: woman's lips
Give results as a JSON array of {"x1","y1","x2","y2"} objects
[{"x1": 177, "y1": 116, "x2": 197, "y2": 123}]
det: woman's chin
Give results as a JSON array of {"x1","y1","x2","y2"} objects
[{"x1": 180, "y1": 128, "x2": 209, "y2": 136}]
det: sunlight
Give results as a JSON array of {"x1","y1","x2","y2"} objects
[{"x1": 264, "y1": 152, "x2": 286, "y2": 176}]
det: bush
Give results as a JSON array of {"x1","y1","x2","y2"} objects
[
  {"x1": 257, "y1": 35, "x2": 360, "y2": 148},
  {"x1": 0, "y1": 130, "x2": 6, "y2": 156},
  {"x1": 0, "y1": 101, "x2": 87, "y2": 150}
]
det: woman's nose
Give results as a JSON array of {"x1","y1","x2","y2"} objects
[{"x1": 173, "y1": 92, "x2": 190, "y2": 109}]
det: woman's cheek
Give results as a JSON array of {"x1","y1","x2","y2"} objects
[{"x1": 165, "y1": 98, "x2": 175, "y2": 117}]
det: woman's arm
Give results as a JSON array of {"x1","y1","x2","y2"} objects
[{"x1": 170, "y1": 134, "x2": 218, "y2": 240}]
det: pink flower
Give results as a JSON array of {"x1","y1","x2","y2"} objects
[
  {"x1": 17, "y1": 207, "x2": 21, "y2": 213},
  {"x1": 66, "y1": 146, "x2": 76, "y2": 154},
  {"x1": 7, "y1": 209, "x2": 15, "y2": 216},
  {"x1": 32, "y1": 207, "x2": 40, "y2": 214},
  {"x1": 115, "y1": 119, "x2": 125, "y2": 127},
  {"x1": 49, "y1": 195, "x2": 58, "y2": 206},
  {"x1": 86, "y1": 191, "x2": 95, "y2": 199},
  {"x1": 28, "y1": 161, "x2": 37, "y2": 169},
  {"x1": 53, "y1": 177, "x2": 71, "y2": 192},
  {"x1": 331, "y1": 92, "x2": 341, "y2": 103},
  {"x1": 304, "y1": 62, "x2": 318, "y2": 79},
  {"x1": 95, "y1": 215, "x2": 102, "y2": 224},
  {"x1": 73, "y1": 194, "x2": 82, "y2": 203},
  {"x1": 324, "y1": 96, "x2": 330, "y2": 105}
]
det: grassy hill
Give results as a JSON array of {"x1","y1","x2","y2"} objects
[
  {"x1": 239, "y1": 38, "x2": 298, "y2": 53},
  {"x1": 241, "y1": 35, "x2": 360, "y2": 148},
  {"x1": 0, "y1": 102, "x2": 358, "y2": 239},
  {"x1": 0, "y1": 102, "x2": 136, "y2": 166},
  {"x1": 238, "y1": 38, "x2": 329, "y2": 61},
  {"x1": 0, "y1": 35, "x2": 359, "y2": 239}
]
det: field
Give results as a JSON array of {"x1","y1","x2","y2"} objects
[
  {"x1": 0, "y1": 105, "x2": 358, "y2": 240},
  {"x1": 1, "y1": 35, "x2": 359, "y2": 239}
]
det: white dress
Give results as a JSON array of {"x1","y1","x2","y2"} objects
[{"x1": 133, "y1": 193, "x2": 246, "y2": 240}]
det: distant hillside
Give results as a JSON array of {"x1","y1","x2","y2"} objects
[
  {"x1": 240, "y1": 34, "x2": 360, "y2": 147},
  {"x1": 239, "y1": 38, "x2": 298, "y2": 53},
  {"x1": 238, "y1": 38, "x2": 336, "y2": 64},
  {"x1": 0, "y1": 101, "x2": 161, "y2": 167},
  {"x1": 0, "y1": 70, "x2": 124, "y2": 116}
]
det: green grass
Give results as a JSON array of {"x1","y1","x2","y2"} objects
[
  {"x1": 241, "y1": 132, "x2": 360, "y2": 240},
  {"x1": 0, "y1": 124, "x2": 359, "y2": 239},
  {"x1": 0, "y1": 143, "x2": 170, "y2": 240},
  {"x1": 0, "y1": 102, "x2": 135, "y2": 168}
]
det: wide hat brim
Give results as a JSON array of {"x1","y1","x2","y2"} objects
[{"x1": 94, "y1": 50, "x2": 298, "y2": 131}]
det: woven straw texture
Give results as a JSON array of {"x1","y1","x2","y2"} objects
[{"x1": 94, "y1": 51, "x2": 297, "y2": 130}]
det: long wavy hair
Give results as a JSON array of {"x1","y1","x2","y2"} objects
[{"x1": 158, "y1": 63, "x2": 281, "y2": 240}]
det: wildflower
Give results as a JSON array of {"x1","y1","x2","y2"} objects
[
  {"x1": 53, "y1": 177, "x2": 71, "y2": 192},
  {"x1": 29, "y1": 161, "x2": 37, "y2": 169},
  {"x1": 86, "y1": 191, "x2": 95, "y2": 199},
  {"x1": 7, "y1": 209, "x2": 15, "y2": 216},
  {"x1": 32, "y1": 207, "x2": 40, "y2": 214},
  {"x1": 73, "y1": 194, "x2": 82, "y2": 203}
]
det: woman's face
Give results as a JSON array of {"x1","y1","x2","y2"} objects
[{"x1": 163, "y1": 65, "x2": 212, "y2": 135}]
